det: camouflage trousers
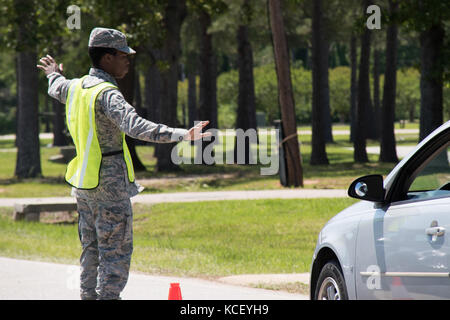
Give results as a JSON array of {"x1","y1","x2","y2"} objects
[{"x1": 76, "y1": 197, "x2": 133, "y2": 300}]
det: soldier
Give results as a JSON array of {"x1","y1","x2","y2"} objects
[{"x1": 37, "y1": 27, "x2": 210, "y2": 300}]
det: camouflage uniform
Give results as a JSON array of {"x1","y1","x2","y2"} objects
[{"x1": 47, "y1": 28, "x2": 187, "y2": 300}]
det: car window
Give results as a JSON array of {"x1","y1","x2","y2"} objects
[{"x1": 407, "y1": 145, "x2": 450, "y2": 200}]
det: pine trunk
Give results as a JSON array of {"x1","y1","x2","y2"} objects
[
  {"x1": 379, "y1": 0, "x2": 399, "y2": 163},
  {"x1": 157, "y1": 0, "x2": 187, "y2": 171},
  {"x1": 310, "y1": 0, "x2": 329, "y2": 165},
  {"x1": 14, "y1": 0, "x2": 41, "y2": 178},
  {"x1": 197, "y1": 9, "x2": 218, "y2": 165},
  {"x1": 268, "y1": 0, "x2": 303, "y2": 187},
  {"x1": 353, "y1": 1, "x2": 371, "y2": 163},
  {"x1": 419, "y1": 24, "x2": 444, "y2": 141},
  {"x1": 234, "y1": 24, "x2": 257, "y2": 164}
]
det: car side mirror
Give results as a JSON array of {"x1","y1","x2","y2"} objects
[{"x1": 348, "y1": 174, "x2": 385, "y2": 202}]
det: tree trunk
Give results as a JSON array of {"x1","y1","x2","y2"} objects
[
  {"x1": 379, "y1": 0, "x2": 398, "y2": 163},
  {"x1": 197, "y1": 9, "x2": 218, "y2": 165},
  {"x1": 157, "y1": 0, "x2": 187, "y2": 171},
  {"x1": 117, "y1": 57, "x2": 146, "y2": 171},
  {"x1": 187, "y1": 70, "x2": 198, "y2": 127},
  {"x1": 353, "y1": 1, "x2": 371, "y2": 163},
  {"x1": 310, "y1": 0, "x2": 329, "y2": 165},
  {"x1": 14, "y1": 0, "x2": 41, "y2": 178},
  {"x1": 419, "y1": 24, "x2": 444, "y2": 141},
  {"x1": 349, "y1": 34, "x2": 358, "y2": 143},
  {"x1": 144, "y1": 49, "x2": 162, "y2": 158},
  {"x1": 268, "y1": 0, "x2": 303, "y2": 187},
  {"x1": 52, "y1": 98, "x2": 68, "y2": 146},
  {"x1": 134, "y1": 69, "x2": 144, "y2": 117},
  {"x1": 50, "y1": 37, "x2": 67, "y2": 146},
  {"x1": 372, "y1": 49, "x2": 380, "y2": 140},
  {"x1": 234, "y1": 23, "x2": 257, "y2": 164},
  {"x1": 145, "y1": 49, "x2": 162, "y2": 124}
]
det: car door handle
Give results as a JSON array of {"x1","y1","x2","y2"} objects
[{"x1": 426, "y1": 226, "x2": 445, "y2": 241}]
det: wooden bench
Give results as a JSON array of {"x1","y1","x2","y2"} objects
[{"x1": 13, "y1": 199, "x2": 77, "y2": 222}]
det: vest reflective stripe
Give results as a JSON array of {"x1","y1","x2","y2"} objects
[{"x1": 65, "y1": 76, "x2": 135, "y2": 189}]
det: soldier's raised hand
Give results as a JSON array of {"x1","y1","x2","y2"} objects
[
  {"x1": 37, "y1": 55, "x2": 63, "y2": 76},
  {"x1": 183, "y1": 121, "x2": 212, "y2": 141}
]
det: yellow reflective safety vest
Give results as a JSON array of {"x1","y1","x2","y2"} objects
[{"x1": 65, "y1": 76, "x2": 135, "y2": 189}]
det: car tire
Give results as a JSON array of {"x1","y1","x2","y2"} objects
[{"x1": 314, "y1": 260, "x2": 348, "y2": 300}]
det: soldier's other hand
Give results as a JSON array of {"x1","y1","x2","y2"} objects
[
  {"x1": 37, "y1": 55, "x2": 63, "y2": 76},
  {"x1": 184, "y1": 120, "x2": 212, "y2": 141}
]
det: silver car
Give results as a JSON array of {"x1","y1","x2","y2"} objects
[{"x1": 310, "y1": 120, "x2": 450, "y2": 300}]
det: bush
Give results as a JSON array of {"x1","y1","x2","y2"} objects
[{"x1": 396, "y1": 68, "x2": 420, "y2": 122}]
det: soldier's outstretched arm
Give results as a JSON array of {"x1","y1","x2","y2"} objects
[{"x1": 99, "y1": 89, "x2": 189, "y2": 143}]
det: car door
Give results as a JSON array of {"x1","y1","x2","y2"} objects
[{"x1": 356, "y1": 144, "x2": 450, "y2": 299}]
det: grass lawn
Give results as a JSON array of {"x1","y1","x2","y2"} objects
[{"x1": 0, "y1": 197, "x2": 358, "y2": 278}]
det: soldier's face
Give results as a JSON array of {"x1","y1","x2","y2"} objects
[{"x1": 107, "y1": 51, "x2": 130, "y2": 79}]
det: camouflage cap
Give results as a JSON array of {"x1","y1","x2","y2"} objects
[{"x1": 88, "y1": 27, "x2": 136, "y2": 54}]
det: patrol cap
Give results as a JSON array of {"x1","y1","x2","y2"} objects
[{"x1": 88, "y1": 27, "x2": 136, "y2": 54}]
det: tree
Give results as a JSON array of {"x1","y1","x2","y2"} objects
[
  {"x1": 180, "y1": 12, "x2": 200, "y2": 128},
  {"x1": 310, "y1": 0, "x2": 329, "y2": 165},
  {"x1": 157, "y1": 0, "x2": 188, "y2": 171},
  {"x1": 379, "y1": 0, "x2": 399, "y2": 163},
  {"x1": 196, "y1": 4, "x2": 220, "y2": 165},
  {"x1": 372, "y1": 48, "x2": 381, "y2": 140},
  {"x1": 1, "y1": 0, "x2": 72, "y2": 178},
  {"x1": 353, "y1": 0, "x2": 372, "y2": 163},
  {"x1": 349, "y1": 34, "x2": 358, "y2": 143},
  {"x1": 268, "y1": 0, "x2": 303, "y2": 187},
  {"x1": 399, "y1": 0, "x2": 449, "y2": 141},
  {"x1": 234, "y1": 0, "x2": 257, "y2": 164},
  {"x1": 419, "y1": 23, "x2": 445, "y2": 141},
  {"x1": 143, "y1": 48, "x2": 163, "y2": 159},
  {"x1": 50, "y1": 37, "x2": 68, "y2": 147},
  {"x1": 13, "y1": 0, "x2": 41, "y2": 178}
]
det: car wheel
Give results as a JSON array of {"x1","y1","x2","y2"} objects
[{"x1": 314, "y1": 260, "x2": 348, "y2": 300}]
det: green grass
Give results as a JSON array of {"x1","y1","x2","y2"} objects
[{"x1": 0, "y1": 197, "x2": 358, "y2": 278}]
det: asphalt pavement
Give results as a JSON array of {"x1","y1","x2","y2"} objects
[{"x1": 0, "y1": 257, "x2": 308, "y2": 300}]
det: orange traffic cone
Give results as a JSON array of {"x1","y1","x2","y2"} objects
[{"x1": 168, "y1": 283, "x2": 182, "y2": 300}]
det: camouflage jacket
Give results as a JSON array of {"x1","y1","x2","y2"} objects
[{"x1": 47, "y1": 68, "x2": 188, "y2": 200}]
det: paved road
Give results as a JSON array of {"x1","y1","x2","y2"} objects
[
  {"x1": 0, "y1": 257, "x2": 308, "y2": 300},
  {"x1": 0, "y1": 189, "x2": 348, "y2": 208}
]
